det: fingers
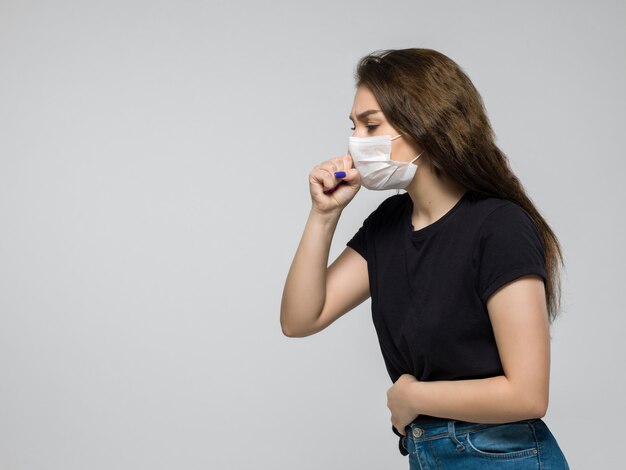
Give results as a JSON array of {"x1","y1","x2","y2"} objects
[
  {"x1": 317, "y1": 167, "x2": 338, "y2": 193},
  {"x1": 394, "y1": 422, "x2": 406, "y2": 436},
  {"x1": 390, "y1": 415, "x2": 405, "y2": 436},
  {"x1": 337, "y1": 155, "x2": 360, "y2": 183},
  {"x1": 309, "y1": 155, "x2": 361, "y2": 213},
  {"x1": 319, "y1": 156, "x2": 345, "y2": 179},
  {"x1": 312, "y1": 156, "x2": 349, "y2": 192},
  {"x1": 323, "y1": 156, "x2": 360, "y2": 183}
]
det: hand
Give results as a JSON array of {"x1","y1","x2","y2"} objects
[
  {"x1": 309, "y1": 155, "x2": 361, "y2": 214},
  {"x1": 387, "y1": 374, "x2": 420, "y2": 436}
]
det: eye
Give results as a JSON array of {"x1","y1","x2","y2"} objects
[{"x1": 349, "y1": 124, "x2": 379, "y2": 132}]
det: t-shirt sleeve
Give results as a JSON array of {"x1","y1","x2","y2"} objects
[
  {"x1": 477, "y1": 203, "x2": 547, "y2": 305},
  {"x1": 346, "y1": 194, "x2": 403, "y2": 262},
  {"x1": 346, "y1": 216, "x2": 368, "y2": 261}
]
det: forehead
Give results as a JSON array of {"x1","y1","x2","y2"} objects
[{"x1": 350, "y1": 85, "x2": 381, "y2": 118}]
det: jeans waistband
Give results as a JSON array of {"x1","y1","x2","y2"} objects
[
  {"x1": 406, "y1": 420, "x2": 491, "y2": 442},
  {"x1": 395, "y1": 418, "x2": 542, "y2": 456}
]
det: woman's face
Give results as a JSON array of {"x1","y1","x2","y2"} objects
[{"x1": 349, "y1": 85, "x2": 422, "y2": 163}]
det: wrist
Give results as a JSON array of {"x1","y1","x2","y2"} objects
[
  {"x1": 407, "y1": 380, "x2": 423, "y2": 416},
  {"x1": 309, "y1": 206, "x2": 342, "y2": 226}
]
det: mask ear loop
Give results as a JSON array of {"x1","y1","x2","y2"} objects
[
  {"x1": 395, "y1": 150, "x2": 425, "y2": 194},
  {"x1": 410, "y1": 150, "x2": 425, "y2": 164}
]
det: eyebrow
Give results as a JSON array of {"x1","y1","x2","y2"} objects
[{"x1": 349, "y1": 109, "x2": 382, "y2": 122}]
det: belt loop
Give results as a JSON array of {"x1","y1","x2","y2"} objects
[{"x1": 447, "y1": 421, "x2": 465, "y2": 452}]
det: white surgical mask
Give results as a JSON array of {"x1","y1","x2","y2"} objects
[{"x1": 348, "y1": 134, "x2": 424, "y2": 191}]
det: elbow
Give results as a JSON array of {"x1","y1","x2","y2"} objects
[
  {"x1": 280, "y1": 315, "x2": 311, "y2": 338},
  {"x1": 281, "y1": 325, "x2": 311, "y2": 338},
  {"x1": 507, "y1": 377, "x2": 549, "y2": 420},
  {"x1": 531, "y1": 396, "x2": 549, "y2": 419},
  {"x1": 522, "y1": 392, "x2": 549, "y2": 419},
  {"x1": 280, "y1": 306, "x2": 297, "y2": 337},
  {"x1": 508, "y1": 375, "x2": 549, "y2": 420},
  {"x1": 281, "y1": 323, "x2": 299, "y2": 338},
  {"x1": 280, "y1": 303, "x2": 324, "y2": 337},
  {"x1": 280, "y1": 317, "x2": 296, "y2": 337}
]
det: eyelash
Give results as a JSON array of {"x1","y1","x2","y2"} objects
[{"x1": 350, "y1": 125, "x2": 379, "y2": 131}]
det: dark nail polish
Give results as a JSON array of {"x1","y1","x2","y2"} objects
[{"x1": 334, "y1": 171, "x2": 346, "y2": 178}]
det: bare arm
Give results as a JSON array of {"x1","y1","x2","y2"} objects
[
  {"x1": 387, "y1": 275, "x2": 550, "y2": 431},
  {"x1": 280, "y1": 218, "x2": 369, "y2": 337},
  {"x1": 280, "y1": 155, "x2": 370, "y2": 337}
]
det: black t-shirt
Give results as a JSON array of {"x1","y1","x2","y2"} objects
[{"x1": 346, "y1": 190, "x2": 547, "y2": 425}]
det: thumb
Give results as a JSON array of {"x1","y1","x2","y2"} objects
[
  {"x1": 342, "y1": 154, "x2": 360, "y2": 183},
  {"x1": 340, "y1": 168, "x2": 361, "y2": 185},
  {"x1": 342, "y1": 153, "x2": 355, "y2": 169}
]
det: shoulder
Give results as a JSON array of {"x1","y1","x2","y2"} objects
[
  {"x1": 463, "y1": 192, "x2": 537, "y2": 233},
  {"x1": 375, "y1": 192, "x2": 408, "y2": 212},
  {"x1": 361, "y1": 192, "x2": 409, "y2": 224},
  {"x1": 466, "y1": 194, "x2": 545, "y2": 260},
  {"x1": 470, "y1": 195, "x2": 547, "y2": 303},
  {"x1": 346, "y1": 193, "x2": 407, "y2": 257}
]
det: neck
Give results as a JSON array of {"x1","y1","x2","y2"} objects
[{"x1": 405, "y1": 161, "x2": 467, "y2": 230}]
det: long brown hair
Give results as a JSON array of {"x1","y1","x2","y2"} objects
[{"x1": 356, "y1": 48, "x2": 564, "y2": 323}]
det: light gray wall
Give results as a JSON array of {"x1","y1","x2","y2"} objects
[{"x1": 1, "y1": 0, "x2": 624, "y2": 468}]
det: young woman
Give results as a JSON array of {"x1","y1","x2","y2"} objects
[{"x1": 280, "y1": 48, "x2": 570, "y2": 469}]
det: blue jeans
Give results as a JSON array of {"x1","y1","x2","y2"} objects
[{"x1": 400, "y1": 419, "x2": 569, "y2": 469}]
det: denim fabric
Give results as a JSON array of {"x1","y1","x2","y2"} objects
[{"x1": 400, "y1": 419, "x2": 569, "y2": 469}]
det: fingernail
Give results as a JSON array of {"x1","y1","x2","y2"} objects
[{"x1": 334, "y1": 171, "x2": 346, "y2": 178}]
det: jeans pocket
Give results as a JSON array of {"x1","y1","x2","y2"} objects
[{"x1": 464, "y1": 422, "x2": 539, "y2": 460}]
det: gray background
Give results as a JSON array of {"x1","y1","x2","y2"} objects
[{"x1": 1, "y1": 0, "x2": 624, "y2": 468}]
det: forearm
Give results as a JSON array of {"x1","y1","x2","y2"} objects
[
  {"x1": 280, "y1": 208, "x2": 341, "y2": 335},
  {"x1": 410, "y1": 375, "x2": 547, "y2": 424}
]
